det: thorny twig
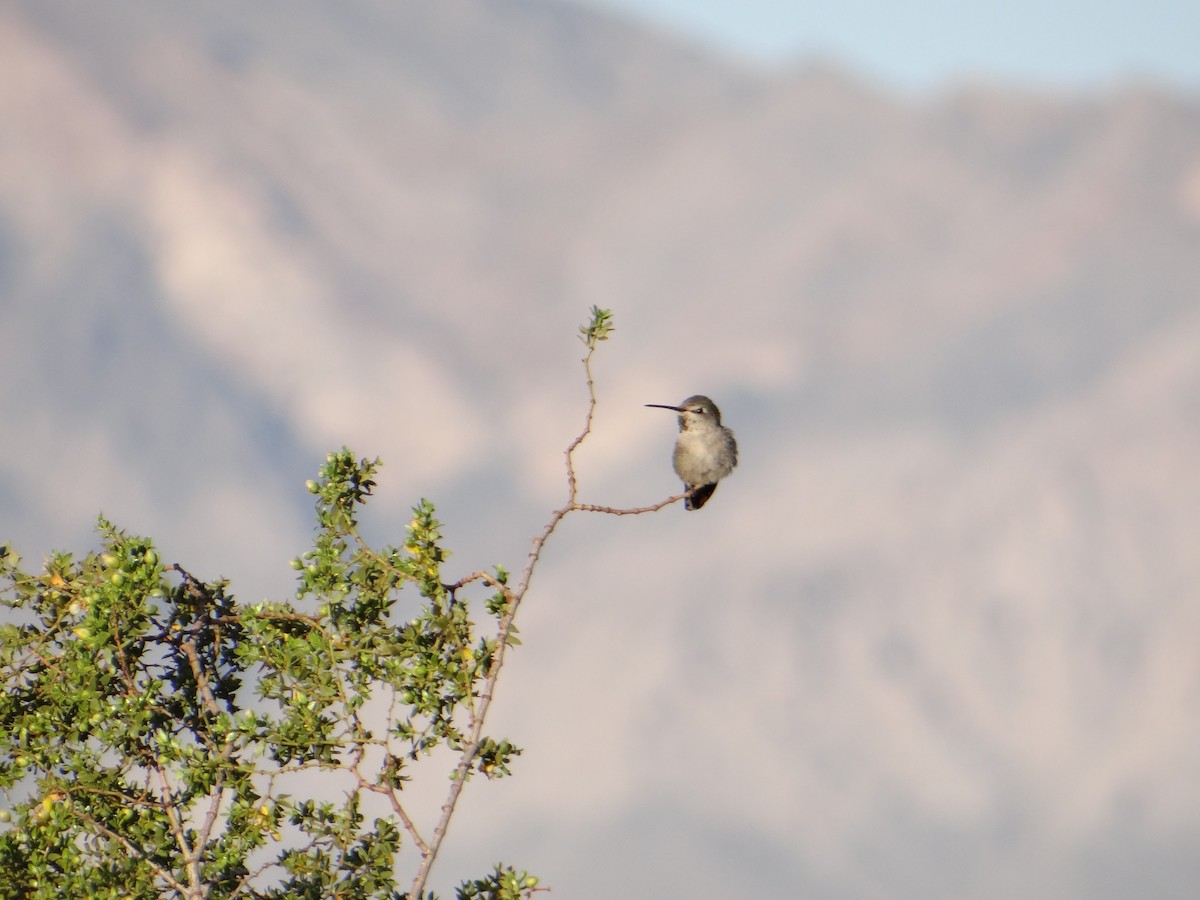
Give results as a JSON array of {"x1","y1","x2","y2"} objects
[{"x1": 409, "y1": 313, "x2": 682, "y2": 897}]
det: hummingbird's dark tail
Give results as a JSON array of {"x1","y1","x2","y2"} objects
[{"x1": 686, "y1": 483, "x2": 718, "y2": 510}]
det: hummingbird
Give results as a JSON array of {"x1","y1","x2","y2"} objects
[{"x1": 645, "y1": 395, "x2": 738, "y2": 510}]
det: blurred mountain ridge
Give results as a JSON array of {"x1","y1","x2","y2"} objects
[{"x1": 2, "y1": 2, "x2": 1199, "y2": 898}]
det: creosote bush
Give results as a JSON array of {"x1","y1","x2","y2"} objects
[{"x1": 0, "y1": 308, "x2": 682, "y2": 899}]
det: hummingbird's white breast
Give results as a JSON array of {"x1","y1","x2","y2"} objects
[{"x1": 673, "y1": 421, "x2": 737, "y2": 485}]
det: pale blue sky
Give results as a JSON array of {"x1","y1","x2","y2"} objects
[{"x1": 578, "y1": 0, "x2": 1200, "y2": 90}]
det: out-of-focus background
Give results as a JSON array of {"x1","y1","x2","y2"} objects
[{"x1": 3, "y1": 1, "x2": 1199, "y2": 897}]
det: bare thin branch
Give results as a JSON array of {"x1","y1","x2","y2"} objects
[
  {"x1": 148, "y1": 760, "x2": 203, "y2": 900},
  {"x1": 571, "y1": 494, "x2": 686, "y2": 515},
  {"x1": 409, "y1": 563, "x2": 526, "y2": 895},
  {"x1": 179, "y1": 639, "x2": 222, "y2": 719},
  {"x1": 362, "y1": 778, "x2": 428, "y2": 855},
  {"x1": 563, "y1": 348, "x2": 600, "y2": 503},
  {"x1": 409, "y1": 317, "x2": 674, "y2": 897},
  {"x1": 444, "y1": 570, "x2": 510, "y2": 596},
  {"x1": 73, "y1": 807, "x2": 192, "y2": 897}
]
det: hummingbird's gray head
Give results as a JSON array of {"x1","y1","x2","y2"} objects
[{"x1": 645, "y1": 395, "x2": 722, "y2": 428}]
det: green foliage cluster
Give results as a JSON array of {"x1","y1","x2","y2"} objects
[
  {"x1": 0, "y1": 447, "x2": 525, "y2": 898},
  {"x1": 0, "y1": 307, "x2": 646, "y2": 899}
]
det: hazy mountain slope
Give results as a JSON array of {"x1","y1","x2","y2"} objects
[
  {"x1": 0, "y1": 0, "x2": 753, "y2": 585},
  {"x1": 2, "y1": 2, "x2": 1199, "y2": 898},
  {"x1": 570, "y1": 76, "x2": 1200, "y2": 425}
]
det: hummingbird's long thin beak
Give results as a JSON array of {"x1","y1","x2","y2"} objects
[{"x1": 645, "y1": 403, "x2": 684, "y2": 411}]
